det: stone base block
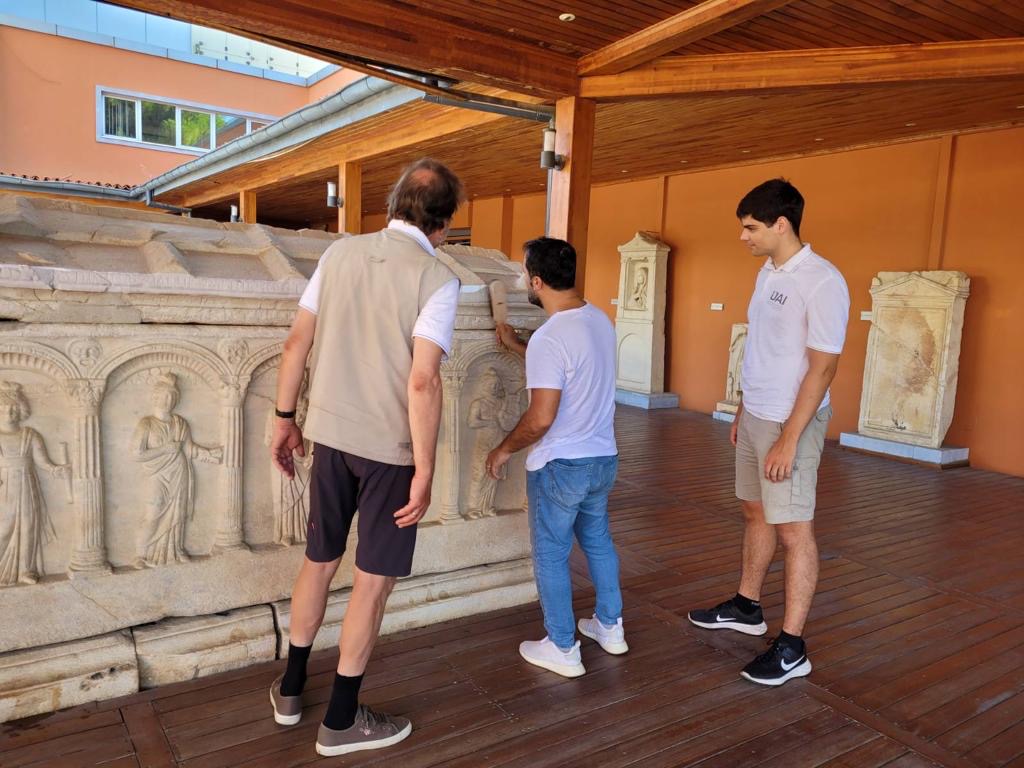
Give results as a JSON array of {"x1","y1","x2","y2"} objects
[
  {"x1": 614, "y1": 390, "x2": 680, "y2": 410},
  {"x1": 715, "y1": 400, "x2": 739, "y2": 415},
  {"x1": 0, "y1": 631, "x2": 138, "y2": 723},
  {"x1": 712, "y1": 411, "x2": 736, "y2": 423},
  {"x1": 133, "y1": 606, "x2": 277, "y2": 689},
  {"x1": 839, "y1": 432, "x2": 969, "y2": 467},
  {"x1": 274, "y1": 558, "x2": 537, "y2": 655}
]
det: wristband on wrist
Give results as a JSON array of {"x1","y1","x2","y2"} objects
[{"x1": 275, "y1": 408, "x2": 296, "y2": 419}]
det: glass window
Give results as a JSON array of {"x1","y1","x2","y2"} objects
[
  {"x1": 249, "y1": 120, "x2": 268, "y2": 132},
  {"x1": 180, "y1": 109, "x2": 212, "y2": 149},
  {"x1": 141, "y1": 101, "x2": 176, "y2": 146},
  {"x1": 215, "y1": 114, "x2": 246, "y2": 147},
  {"x1": 104, "y1": 96, "x2": 136, "y2": 139}
]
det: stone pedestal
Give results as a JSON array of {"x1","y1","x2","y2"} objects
[
  {"x1": 843, "y1": 271, "x2": 971, "y2": 464},
  {"x1": 714, "y1": 323, "x2": 747, "y2": 422},
  {"x1": 0, "y1": 196, "x2": 544, "y2": 721},
  {"x1": 613, "y1": 232, "x2": 678, "y2": 409}
]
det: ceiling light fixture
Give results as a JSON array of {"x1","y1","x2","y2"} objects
[
  {"x1": 905, "y1": 122, "x2": 917, "y2": 127},
  {"x1": 558, "y1": 13, "x2": 576, "y2": 22}
]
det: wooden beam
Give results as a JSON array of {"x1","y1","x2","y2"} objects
[
  {"x1": 339, "y1": 162, "x2": 362, "y2": 235},
  {"x1": 581, "y1": 38, "x2": 1024, "y2": 100},
  {"x1": 109, "y1": 0, "x2": 577, "y2": 97},
  {"x1": 546, "y1": 97, "x2": 596, "y2": 293},
  {"x1": 579, "y1": 0, "x2": 797, "y2": 77},
  {"x1": 239, "y1": 189, "x2": 257, "y2": 224},
  {"x1": 174, "y1": 106, "x2": 505, "y2": 210}
]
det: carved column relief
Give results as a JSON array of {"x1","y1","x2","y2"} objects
[
  {"x1": 65, "y1": 378, "x2": 111, "y2": 574},
  {"x1": 438, "y1": 369, "x2": 466, "y2": 523},
  {"x1": 216, "y1": 377, "x2": 248, "y2": 550}
]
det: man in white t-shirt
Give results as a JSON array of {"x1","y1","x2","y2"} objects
[
  {"x1": 487, "y1": 237, "x2": 627, "y2": 678},
  {"x1": 688, "y1": 178, "x2": 850, "y2": 687}
]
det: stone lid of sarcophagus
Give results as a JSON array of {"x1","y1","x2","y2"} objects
[{"x1": 0, "y1": 194, "x2": 544, "y2": 329}]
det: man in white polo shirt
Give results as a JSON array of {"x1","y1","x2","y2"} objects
[
  {"x1": 487, "y1": 236, "x2": 626, "y2": 678},
  {"x1": 688, "y1": 178, "x2": 850, "y2": 686}
]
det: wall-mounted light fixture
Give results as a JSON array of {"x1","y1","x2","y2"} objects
[
  {"x1": 230, "y1": 204, "x2": 240, "y2": 223},
  {"x1": 327, "y1": 181, "x2": 343, "y2": 208},
  {"x1": 540, "y1": 120, "x2": 565, "y2": 170}
]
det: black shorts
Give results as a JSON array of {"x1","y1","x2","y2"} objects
[{"x1": 305, "y1": 443, "x2": 418, "y2": 577}]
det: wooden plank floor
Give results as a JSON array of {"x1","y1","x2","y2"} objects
[{"x1": 4, "y1": 408, "x2": 1024, "y2": 767}]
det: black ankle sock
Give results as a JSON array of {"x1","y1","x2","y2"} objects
[
  {"x1": 280, "y1": 643, "x2": 312, "y2": 696},
  {"x1": 734, "y1": 593, "x2": 761, "y2": 614},
  {"x1": 323, "y1": 673, "x2": 364, "y2": 731},
  {"x1": 777, "y1": 630, "x2": 804, "y2": 652}
]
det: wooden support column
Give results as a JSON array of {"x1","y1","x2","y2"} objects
[
  {"x1": 927, "y1": 135, "x2": 956, "y2": 271},
  {"x1": 339, "y1": 161, "x2": 362, "y2": 234},
  {"x1": 547, "y1": 96, "x2": 596, "y2": 292},
  {"x1": 239, "y1": 189, "x2": 257, "y2": 224}
]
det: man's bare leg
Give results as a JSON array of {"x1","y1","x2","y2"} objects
[
  {"x1": 289, "y1": 556, "x2": 342, "y2": 646},
  {"x1": 338, "y1": 566, "x2": 398, "y2": 676},
  {"x1": 777, "y1": 521, "x2": 818, "y2": 636},
  {"x1": 738, "y1": 500, "x2": 777, "y2": 601}
]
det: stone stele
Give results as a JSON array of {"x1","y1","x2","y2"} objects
[
  {"x1": 613, "y1": 232, "x2": 679, "y2": 409},
  {"x1": 857, "y1": 270, "x2": 971, "y2": 448},
  {"x1": 715, "y1": 323, "x2": 748, "y2": 418},
  {"x1": 0, "y1": 194, "x2": 545, "y2": 721}
]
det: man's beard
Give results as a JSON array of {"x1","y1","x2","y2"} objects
[{"x1": 527, "y1": 287, "x2": 542, "y2": 307}]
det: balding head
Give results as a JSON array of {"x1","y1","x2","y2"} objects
[{"x1": 386, "y1": 158, "x2": 465, "y2": 237}]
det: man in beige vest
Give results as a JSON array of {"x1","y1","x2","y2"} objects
[{"x1": 268, "y1": 158, "x2": 463, "y2": 757}]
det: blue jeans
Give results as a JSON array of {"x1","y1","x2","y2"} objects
[{"x1": 527, "y1": 455, "x2": 622, "y2": 650}]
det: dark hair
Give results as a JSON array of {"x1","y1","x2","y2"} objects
[
  {"x1": 386, "y1": 158, "x2": 465, "y2": 235},
  {"x1": 523, "y1": 237, "x2": 576, "y2": 291},
  {"x1": 736, "y1": 178, "x2": 804, "y2": 237}
]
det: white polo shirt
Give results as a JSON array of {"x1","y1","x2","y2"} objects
[
  {"x1": 740, "y1": 244, "x2": 850, "y2": 423},
  {"x1": 299, "y1": 219, "x2": 460, "y2": 357}
]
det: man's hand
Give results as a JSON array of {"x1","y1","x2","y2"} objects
[
  {"x1": 764, "y1": 433, "x2": 798, "y2": 483},
  {"x1": 496, "y1": 323, "x2": 526, "y2": 357},
  {"x1": 486, "y1": 446, "x2": 512, "y2": 480},
  {"x1": 394, "y1": 473, "x2": 432, "y2": 528},
  {"x1": 730, "y1": 414, "x2": 740, "y2": 447},
  {"x1": 271, "y1": 419, "x2": 305, "y2": 478}
]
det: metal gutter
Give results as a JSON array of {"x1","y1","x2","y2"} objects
[{"x1": 0, "y1": 175, "x2": 136, "y2": 200}]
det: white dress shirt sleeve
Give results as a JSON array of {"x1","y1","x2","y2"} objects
[{"x1": 412, "y1": 279, "x2": 460, "y2": 359}]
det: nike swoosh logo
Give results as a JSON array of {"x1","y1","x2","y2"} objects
[
  {"x1": 781, "y1": 656, "x2": 805, "y2": 671},
  {"x1": 714, "y1": 614, "x2": 734, "y2": 622}
]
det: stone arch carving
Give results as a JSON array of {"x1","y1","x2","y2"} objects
[
  {"x1": 0, "y1": 343, "x2": 78, "y2": 382},
  {"x1": 99, "y1": 343, "x2": 229, "y2": 392},
  {"x1": 446, "y1": 340, "x2": 523, "y2": 378},
  {"x1": 240, "y1": 343, "x2": 283, "y2": 381}
]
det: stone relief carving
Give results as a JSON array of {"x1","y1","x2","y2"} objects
[
  {"x1": 0, "y1": 382, "x2": 71, "y2": 586},
  {"x1": 630, "y1": 265, "x2": 649, "y2": 310},
  {"x1": 264, "y1": 379, "x2": 312, "y2": 546},
  {"x1": 219, "y1": 339, "x2": 249, "y2": 370},
  {"x1": 131, "y1": 373, "x2": 223, "y2": 568},
  {"x1": 67, "y1": 339, "x2": 102, "y2": 371},
  {"x1": 465, "y1": 367, "x2": 520, "y2": 520}
]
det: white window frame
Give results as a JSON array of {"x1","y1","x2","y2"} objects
[{"x1": 96, "y1": 87, "x2": 277, "y2": 155}]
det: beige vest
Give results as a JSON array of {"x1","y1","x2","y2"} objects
[{"x1": 303, "y1": 229, "x2": 457, "y2": 465}]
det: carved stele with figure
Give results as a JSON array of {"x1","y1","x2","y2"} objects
[
  {"x1": 264, "y1": 378, "x2": 313, "y2": 545},
  {"x1": 613, "y1": 232, "x2": 679, "y2": 409},
  {"x1": 856, "y1": 271, "x2": 970, "y2": 449},
  {"x1": 715, "y1": 323, "x2": 748, "y2": 417},
  {"x1": 465, "y1": 367, "x2": 521, "y2": 519}
]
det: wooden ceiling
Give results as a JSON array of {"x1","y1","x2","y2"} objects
[{"x1": 114, "y1": 0, "x2": 1024, "y2": 227}]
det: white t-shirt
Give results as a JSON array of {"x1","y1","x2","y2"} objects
[
  {"x1": 298, "y1": 220, "x2": 460, "y2": 357},
  {"x1": 525, "y1": 302, "x2": 617, "y2": 471},
  {"x1": 740, "y1": 244, "x2": 850, "y2": 423}
]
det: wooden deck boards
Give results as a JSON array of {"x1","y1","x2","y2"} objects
[{"x1": 3, "y1": 408, "x2": 1023, "y2": 767}]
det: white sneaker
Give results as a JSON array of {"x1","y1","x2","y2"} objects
[
  {"x1": 518, "y1": 637, "x2": 585, "y2": 678},
  {"x1": 578, "y1": 614, "x2": 629, "y2": 655}
]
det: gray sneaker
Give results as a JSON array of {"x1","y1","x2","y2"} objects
[
  {"x1": 315, "y1": 705, "x2": 413, "y2": 756},
  {"x1": 269, "y1": 674, "x2": 302, "y2": 726}
]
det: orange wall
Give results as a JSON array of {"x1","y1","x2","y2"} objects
[
  {"x1": 473, "y1": 128, "x2": 1023, "y2": 477},
  {"x1": 0, "y1": 26, "x2": 310, "y2": 185}
]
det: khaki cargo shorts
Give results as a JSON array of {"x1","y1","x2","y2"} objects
[{"x1": 735, "y1": 405, "x2": 832, "y2": 524}]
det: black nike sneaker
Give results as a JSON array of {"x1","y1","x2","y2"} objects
[
  {"x1": 741, "y1": 636, "x2": 812, "y2": 686},
  {"x1": 687, "y1": 597, "x2": 768, "y2": 636}
]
